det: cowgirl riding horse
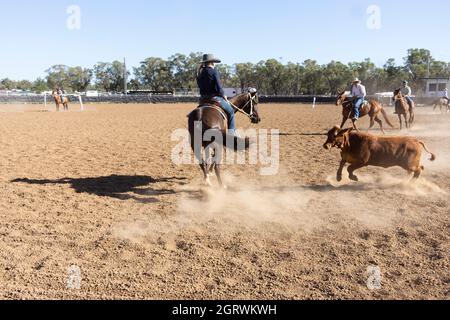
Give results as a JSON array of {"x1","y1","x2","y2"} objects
[{"x1": 189, "y1": 54, "x2": 261, "y2": 187}]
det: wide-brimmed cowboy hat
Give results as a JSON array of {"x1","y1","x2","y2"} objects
[
  {"x1": 201, "y1": 54, "x2": 221, "y2": 64},
  {"x1": 352, "y1": 78, "x2": 361, "y2": 83}
]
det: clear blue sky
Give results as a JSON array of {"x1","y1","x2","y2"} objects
[{"x1": 0, "y1": 0, "x2": 449, "y2": 80}]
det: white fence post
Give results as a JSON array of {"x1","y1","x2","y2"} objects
[{"x1": 78, "y1": 95, "x2": 84, "y2": 111}]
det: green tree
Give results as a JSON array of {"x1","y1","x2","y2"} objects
[
  {"x1": 68, "y1": 67, "x2": 92, "y2": 92},
  {"x1": 0, "y1": 78, "x2": 16, "y2": 90},
  {"x1": 234, "y1": 63, "x2": 256, "y2": 92},
  {"x1": 94, "y1": 61, "x2": 128, "y2": 92},
  {"x1": 133, "y1": 57, "x2": 172, "y2": 91},
  {"x1": 16, "y1": 80, "x2": 33, "y2": 91},
  {"x1": 404, "y1": 48, "x2": 432, "y2": 80},
  {"x1": 168, "y1": 52, "x2": 203, "y2": 92},
  {"x1": 32, "y1": 78, "x2": 49, "y2": 93},
  {"x1": 302, "y1": 60, "x2": 324, "y2": 95},
  {"x1": 46, "y1": 65, "x2": 72, "y2": 90},
  {"x1": 322, "y1": 61, "x2": 352, "y2": 95}
]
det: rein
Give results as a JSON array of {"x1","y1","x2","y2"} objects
[
  {"x1": 228, "y1": 93, "x2": 258, "y2": 119},
  {"x1": 340, "y1": 97, "x2": 354, "y2": 108}
]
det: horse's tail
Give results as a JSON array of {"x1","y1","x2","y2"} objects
[
  {"x1": 419, "y1": 141, "x2": 436, "y2": 161},
  {"x1": 380, "y1": 107, "x2": 395, "y2": 128},
  {"x1": 188, "y1": 108, "x2": 201, "y2": 150},
  {"x1": 409, "y1": 105, "x2": 415, "y2": 125}
]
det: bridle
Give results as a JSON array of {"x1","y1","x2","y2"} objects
[
  {"x1": 229, "y1": 92, "x2": 258, "y2": 120},
  {"x1": 338, "y1": 95, "x2": 354, "y2": 108},
  {"x1": 393, "y1": 91, "x2": 405, "y2": 103}
]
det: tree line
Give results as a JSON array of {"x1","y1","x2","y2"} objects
[{"x1": 0, "y1": 49, "x2": 448, "y2": 96}]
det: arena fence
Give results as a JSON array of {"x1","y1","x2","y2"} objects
[{"x1": 0, "y1": 94, "x2": 438, "y2": 106}]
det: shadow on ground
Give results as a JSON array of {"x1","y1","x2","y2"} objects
[{"x1": 11, "y1": 175, "x2": 189, "y2": 203}]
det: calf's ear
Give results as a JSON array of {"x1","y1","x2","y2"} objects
[{"x1": 332, "y1": 125, "x2": 341, "y2": 135}]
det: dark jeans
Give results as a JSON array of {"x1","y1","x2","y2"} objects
[
  {"x1": 353, "y1": 98, "x2": 364, "y2": 119},
  {"x1": 212, "y1": 96, "x2": 236, "y2": 132},
  {"x1": 405, "y1": 96, "x2": 414, "y2": 108}
]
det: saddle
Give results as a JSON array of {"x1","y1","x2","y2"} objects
[
  {"x1": 347, "y1": 100, "x2": 369, "y2": 118},
  {"x1": 196, "y1": 98, "x2": 228, "y2": 121}
]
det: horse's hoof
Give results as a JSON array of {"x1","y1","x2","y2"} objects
[
  {"x1": 205, "y1": 177, "x2": 213, "y2": 187},
  {"x1": 349, "y1": 175, "x2": 359, "y2": 182},
  {"x1": 337, "y1": 175, "x2": 343, "y2": 182}
]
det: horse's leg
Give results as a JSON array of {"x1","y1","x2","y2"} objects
[
  {"x1": 214, "y1": 163, "x2": 226, "y2": 189},
  {"x1": 374, "y1": 116, "x2": 385, "y2": 134},
  {"x1": 368, "y1": 115, "x2": 375, "y2": 132},
  {"x1": 351, "y1": 119, "x2": 358, "y2": 131},
  {"x1": 203, "y1": 145, "x2": 215, "y2": 186},
  {"x1": 398, "y1": 115, "x2": 402, "y2": 130},
  {"x1": 409, "y1": 110, "x2": 415, "y2": 126},
  {"x1": 340, "y1": 116, "x2": 348, "y2": 129},
  {"x1": 404, "y1": 114, "x2": 409, "y2": 129}
]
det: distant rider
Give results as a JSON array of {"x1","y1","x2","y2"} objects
[
  {"x1": 196, "y1": 54, "x2": 236, "y2": 135},
  {"x1": 399, "y1": 80, "x2": 414, "y2": 112},
  {"x1": 349, "y1": 78, "x2": 367, "y2": 121},
  {"x1": 443, "y1": 88, "x2": 450, "y2": 104},
  {"x1": 57, "y1": 87, "x2": 65, "y2": 102}
]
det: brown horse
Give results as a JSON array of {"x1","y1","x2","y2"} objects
[
  {"x1": 433, "y1": 98, "x2": 449, "y2": 113},
  {"x1": 52, "y1": 90, "x2": 69, "y2": 111},
  {"x1": 393, "y1": 89, "x2": 415, "y2": 130},
  {"x1": 188, "y1": 89, "x2": 261, "y2": 188},
  {"x1": 336, "y1": 91, "x2": 394, "y2": 134}
]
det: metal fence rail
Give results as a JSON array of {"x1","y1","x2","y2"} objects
[{"x1": 0, "y1": 94, "x2": 438, "y2": 105}]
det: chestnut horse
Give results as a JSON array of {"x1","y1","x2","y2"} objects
[
  {"x1": 52, "y1": 90, "x2": 69, "y2": 111},
  {"x1": 393, "y1": 89, "x2": 415, "y2": 130},
  {"x1": 336, "y1": 91, "x2": 394, "y2": 134},
  {"x1": 188, "y1": 89, "x2": 261, "y2": 188}
]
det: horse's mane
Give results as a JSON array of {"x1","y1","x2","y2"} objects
[
  {"x1": 393, "y1": 88, "x2": 405, "y2": 101},
  {"x1": 230, "y1": 92, "x2": 250, "y2": 106}
]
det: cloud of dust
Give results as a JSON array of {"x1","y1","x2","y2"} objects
[
  {"x1": 327, "y1": 171, "x2": 446, "y2": 197},
  {"x1": 112, "y1": 168, "x2": 448, "y2": 247},
  {"x1": 407, "y1": 122, "x2": 450, "y2": 138},
  {"x1": 408, "y1": 122, "x2": 450, "y2": 171}
]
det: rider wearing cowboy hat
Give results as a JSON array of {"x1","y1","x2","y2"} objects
[
  {"x1": 197, "y1": 54, "x2": 236, "y2": 135},
  {"x1": 56, "y1": 87, "x2": 65, "y2": 102},
  {"x1": 400, "y1": 80, "x2": 414, "y2": 111},
  {"x1": 349, "y1": 78, "x2": 367, "y2": 121}
]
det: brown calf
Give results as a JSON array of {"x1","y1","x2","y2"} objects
[{"x1": 323, "y1": 126, "x2": 436, "y2": 182}]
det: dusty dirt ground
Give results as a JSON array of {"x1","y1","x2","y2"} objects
[{"x1": 0, "y1": 102, "x2": 448, "y2": 300}]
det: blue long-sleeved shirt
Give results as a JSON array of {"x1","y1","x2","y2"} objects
[{"x1": 197, "y1": 66, "x2": 225, "y2": 98}]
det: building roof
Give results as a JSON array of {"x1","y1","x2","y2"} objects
[{"x1": 420, "y1": 77, "x2": 450, "y2": 80}]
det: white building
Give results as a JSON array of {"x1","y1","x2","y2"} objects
[{"x1": 423, "y1": 78, "x2": 450, "y2": 98}]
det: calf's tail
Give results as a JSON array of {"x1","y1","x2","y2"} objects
[{"x1": 419, "y1": 141, "x2": 436, "y2": 161}]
